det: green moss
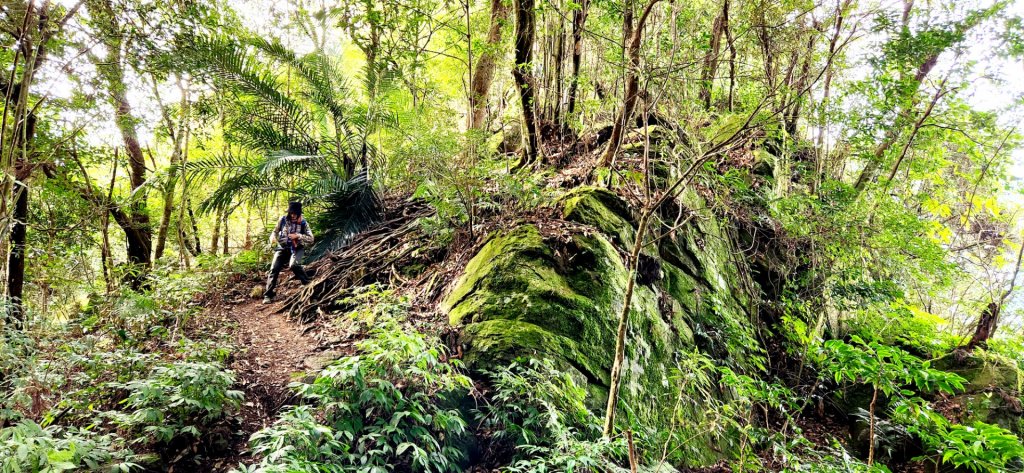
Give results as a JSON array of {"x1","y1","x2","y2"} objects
[
  {"x1": 461, "y1": 319, "x2": 603, "y2": 390},
  {"x1": 444, "y1": 185, "x2": 761, "y2": 467},
  {"x1": 442, "y1": 225, "x2": 551, "y2": 324},
  {"x1": 561, "y1": 186, "x2": 636, "y2": 248}
]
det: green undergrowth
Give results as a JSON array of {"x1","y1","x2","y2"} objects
[
  {"x1": 238, "y1": 285, "x2": 955, "y2": 473},
  {"x1": 0, "y1": 258, "x2": 246, "y2": 472}
]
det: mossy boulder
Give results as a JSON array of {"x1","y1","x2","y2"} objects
[
  {"x1": 443, "y1": 187, "x2": 761, "y2": 465},
  {"x1": 935, "y1": 354, "x2": 1024, "y2": 435},
  {"x1": 561, "y1": 186, "x2": 636, "y2": 247},
  {"x1": 442, "y1": 224, "x2": 668, "y2": 402}
]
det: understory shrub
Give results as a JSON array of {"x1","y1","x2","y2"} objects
[
  {"x1": 0, "y1": 265, "x2": 245, "y2": 470},
  {"x1": 242, "y1": 320, "x2": 472, "y2": 473},
  {"x1": 0, "y1": 420, "x2": 141, "y2": 472},
  {"x1": 108, "y1": 360, "x2": 242, "y2": 443},
  {"x1": 475, "y1": 359, "x2": 629, "y2": 472}
]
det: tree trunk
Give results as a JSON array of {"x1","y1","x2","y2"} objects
[
  {"x1": 244, "y1": 206, "x2": 255, "y2": 250},
  {"x1": 90, "y1": 0, "x2": 152, "y2": 287},
  {"x1": 551, "y1": 10, "x2": 567, "y2": 126},
  {"x1": 868, "y1": 385, "x2": 878, "y2": 466},
  {"x1": 724, "y1": 1, "x2": 737, "y2": 111},
  {"x1": 188, "y1": 203, "x2": 202, "y2": 255},
  {"x1": 966, "y1": 302, "x2": 1000, "y2": 350},
  {"x1": 101, "y1": 159, "x2": 118, "y2": 293},
  {"x1": 468, "y1": 0, "x2": 510, "y2": 131},
  {"x1": 566, "y1": 0, "x2": 589, "y2": 120},
  {"x1": 598, "y1": 0, "x2": 663, "y2": 168},
  {"x1": 512, "y1": 0, "x2": 542, "y2": 167},
  {"x1": 784, "y1": 31, "x2": 818, "y2": 136},
  {"x1": 153, "y1": 80, "x2": 189, "y2": 260},
  {"x1": 222, "y1": 210, "x2": 230, "y2": 255},
  {"x1": 6, "y1": 181, "x2": 28, "y2": 326},
  {"x1": 699, "y1": 0, "x2": 728, "y2": 110},
  {"x1": 211, "y1": 210, "x2": 221, "y2": 254},
  {"x1": 964, "y1": 232, "x2": 1024, "y2": 350},
  {"x1": 2, "y1": 0, "x2": 62, "y2": 324},
  {"x1": 5, "y1": 105, "x2": 37, "y2": 326}
]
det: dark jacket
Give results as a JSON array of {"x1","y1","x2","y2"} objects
[{"x1": 269, "y1": 215, "x2": 314, "y2": 250}]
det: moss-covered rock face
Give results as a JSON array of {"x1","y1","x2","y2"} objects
[
  {"x1": 442, "y1": 187, "x2": 760, "y2": 465},
  {"x1": 936, "y1": 355, "x2": 1024, "y2": 435}
]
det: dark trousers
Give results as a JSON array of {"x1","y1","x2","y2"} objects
[{"x1": 265, "y1": 247, "x2": 309, "y2": 297}]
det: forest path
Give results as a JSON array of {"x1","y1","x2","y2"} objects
[{"x1": 194, "y1": 272, "x2": 352, "y2": 471}]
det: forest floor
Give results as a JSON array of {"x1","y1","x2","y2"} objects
[{"x1": 189, "y1": 269, "x2": 356, "y2": 472}]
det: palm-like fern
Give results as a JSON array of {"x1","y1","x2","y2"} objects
[{"x1": 184, "y1": 34, "x2": 394, "y2": 257}]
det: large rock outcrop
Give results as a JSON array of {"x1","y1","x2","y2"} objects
[{"x1": 441, "y1": 186, "x2": 762, "y2": 464}]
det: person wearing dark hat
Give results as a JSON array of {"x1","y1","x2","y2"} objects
[{"x1": 263, "y1": 201, "x2": 315, "y2": 304}]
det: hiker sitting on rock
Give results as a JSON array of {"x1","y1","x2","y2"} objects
[{"x1": 264, "y1": 201, "x2": 314, "y2": 304}]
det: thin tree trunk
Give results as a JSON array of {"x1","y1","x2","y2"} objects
[
  {"x1": 211, "y1": 210, "x2": 221, "y2": 254},
  {"x1": 7, "y1": 181, "x2": 28, "y2": 325},
  {"x1": 101, "y1": 159, "x2": 118, "y2": 293},
  {"x1": 244, "y1": 206, "x2": 253, "y2": 250},
  {"x1": 3, "y1": 1, "x2": 53, "y2": 324},
  {"x1": 784, "y1": 31, "x2": 818, "y2": 136},
  {"x1": 188, "y1": 203, "x2": 202, "y2": 255},
  {"x1": 153, "y1": 79, "x2": 189, "y2": 260},
  {"x1": 222, "y1": 210, "x2": 229, "y2": 255},
  {"x1": 699, "y1": 0, "x2": 727, "y2": 110},
  {"x1": 512, "y1": 0, "x2": 542, "y2": 167},
  {"x1": 815, "y1": 0, "x2": 851, "y2": 192},
  {"x1": 724, "y1": 2, "x2": 737, "y2": 111},
  {"x1": 552, "y1": 9, "x2": 567, "y2": 126},
  {"x1": 965, "y1": 232, "x2": 1024, "y2": 349},
  {"x1": 604, "y1": 211, "x2": 651, "y2": 436},
  {"x1": 598, "y1": 0, "x2": 664, "y2": 168},
  {"x1": 868, "y1": 385, "x2": 878, "y2": 465},
  {"x1": 566, "y1": 0, "x2": 589, "y2": 120},
  {"x1": 468, "y1": 0, "x2": 510, "y2": 131}
]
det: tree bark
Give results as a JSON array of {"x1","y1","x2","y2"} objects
[
  {"x1": 188, "y1": 204, "x2": 202, "y2": 255},
  {"x1": 3, "y1": 0, "x2": 83, "y2": 324},
  {"x1": 784, "y1": 31, "x2": 818, "y2": 136},
  {"x1": 598, "y1": 0, "x2": 663, "y2": 168},
  {"x1": 90, "y1": 0, "x2": 152, "y2": 287},
  {"x1": 966, "y1": 302, "x2": 1001, "y2": 350},
  {"x1": 868, "y1": 385, "x2": 878, "y2": 465},
  {"x1": 153, "y1": 79, "x2": 189, "y2": 260},
  {"x1": 565, "y1": 0, "x2": 589, "y2": 120},
  {"x1": 211, "y1": 210, "x2": 221, "y2": 254},
  {"x1": 101, "y1": 159, "x2": 118, "y2": 293},
  {"x1": 551, "y1": 9, "x2": 567, "y2": 126},
  {"x1": 222, "y1": 210, "x2": 230, "y2": 255},
  {"x1": 699, "y1": 0, "x2": 728, "y2": 110},
  {"x1": 468, "y1": 0, "x2": 510, "y2": 131},
  {"x1": 724, "y1": 3, "x2": 737, "y2": 111},
  {"x1": 7, "y1": 181, "x2": 28, "y2": 325},
  {"x1": 512, "y1": 0, "x2": 542, "y2": 167},
  {"x1": 964, "y1": 232, "x2": 1024, "y2": 350}
]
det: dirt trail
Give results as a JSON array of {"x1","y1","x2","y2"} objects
[{"x1": 194, "y1": 273, "x2": 350, "y2": 471}]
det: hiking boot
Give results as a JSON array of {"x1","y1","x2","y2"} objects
[{"x1": 262, "y1": 296, "x2": 273, "y2": 304}]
